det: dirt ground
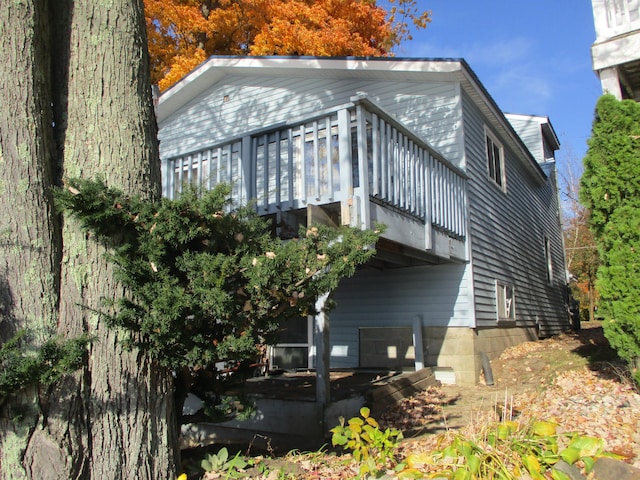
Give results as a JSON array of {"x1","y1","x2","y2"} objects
[
  {"x1": 420, "y1": 321, "x2": 620, "y2": 432},
  {"x1": 383, "y1": 321, "x2": 640, "y2": 470}
]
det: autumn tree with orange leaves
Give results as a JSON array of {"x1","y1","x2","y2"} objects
[{"x1": 145, "y1": 0, "x2": 431, "y2": 91}]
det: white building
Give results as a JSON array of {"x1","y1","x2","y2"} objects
[{"x1": 591, "y1": 0, "x2": 640, "y2": 100}]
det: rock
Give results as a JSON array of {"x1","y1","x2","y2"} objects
[
  {"x1": 182, "y1": 393, "x2": 204, "y2": 415},
  {"x1": 553, "y1": 460, "x2": 586, "y2": 480},
  {"x1": 592, "y1": 457, "x2": 640, "y2": 480}
]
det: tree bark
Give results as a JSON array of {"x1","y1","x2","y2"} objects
[
  {"x1": 0, "y1": 1, "x2": 60, "y2": 477},
  {"x1": 1, "y1": 1, "x2": 177, "y2": 478}
]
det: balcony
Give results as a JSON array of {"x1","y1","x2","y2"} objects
[
  {"x1": 592, "y1": 0, "x2": 640, "y2": 99},
  {"x1": 163, "y1": 95, "x2": 467, "y2": 265}
]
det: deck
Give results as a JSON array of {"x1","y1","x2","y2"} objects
[{"x1": 163, "y1": 95, "x2": 468, "y2": 264}]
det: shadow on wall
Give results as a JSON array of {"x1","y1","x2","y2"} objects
[{"x1": 359, "y1": 326, "x2": 415, "y2": 370}]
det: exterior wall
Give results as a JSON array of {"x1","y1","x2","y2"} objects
[
  {"x1": 352, "y1": 323, "x2": 539, "y2": 385},
  {"x1": 506, "y1": 116, "x2": 543, "y2": 162},
  {"x1": 461, "y1": 92, "x2": 569, "y2": 337},
  {"x1": 158, "y1": 74, "x2": 465, "y2": 167},
  {"x1": 422, "y1": 326, "x2": 476, "y2": 385},
  {"x1": 359, "y1": 327, "x2": 415, "y2": 369},
  {"x1": 474, "y1": 326, "x2": 539, "y2": 361},
  {"x1": 327, "y1": 263, "x2": 474, "y2": 369}
]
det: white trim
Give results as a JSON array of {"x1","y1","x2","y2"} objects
[
  {"x1": 496, "y1": 280, "x2": 516, "y2": 323},
  {"x1": 484, "y1": 126, "x2": 506, "y2": 192},
  {"x1": 544, "y1": 236, "x2": 554, "y2": 285}
]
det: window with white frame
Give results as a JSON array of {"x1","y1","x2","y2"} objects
[
  {"x1": 496, "y1": 281, "x2": 515, "y2": 322},
  {"x1": 544, "y1": 236, "x2": 553, "y2": 284},
  {"x1": 485, "y1": 129, "x2": 505, "y2": 190}
]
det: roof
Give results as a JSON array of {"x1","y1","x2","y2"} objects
[{"x1": 158, "y1": 56, "x2": 548, "y2": 182}]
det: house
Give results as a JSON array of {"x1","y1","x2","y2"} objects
[
  {"x1": 591, "y1": 0, "x2": 640, "y2": 100},
  {"x1": 157, "y1": 56, "x2": 570, "y2": 387}
]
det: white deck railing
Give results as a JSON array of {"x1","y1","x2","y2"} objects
[
  {"x1": 593, "y1": 0, "x2": 640, "y2": 39},
  {"x1": 163, "y1": 97, "x2": 467, "y2": 241},
  {"x1": 606, "y1": 0, "x2": 640, "y2": 28}
]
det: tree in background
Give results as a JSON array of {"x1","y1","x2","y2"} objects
[
  {"x1": 580, "y1": 94, "x2": 640, "y2": 384},
  {"x1": 563, "y1": 211, "x2": 600, "y2": 322},
  {"x1": 558, "y1": 149, "x2": 600, "y2": 322},
  {"x1": 145, "y1": 0, "x2": 431, "y2": 90}
]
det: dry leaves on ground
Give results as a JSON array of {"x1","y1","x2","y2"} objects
[{"x1": 518, "y1": 366, "x2": 640, "y2": 467}]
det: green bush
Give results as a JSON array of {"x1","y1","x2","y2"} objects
[
  {"x1": 580, "y1": 94, "x2": 640, "y2": 384},
  {"x1": 200, "y1": 447, "x2": 251, "y2": 479},
  {"x1": 331, "y1": 406, "x2": 403, "y2": 477},
  {"x1": 0, "y1": 330, "x2": 90, "y2": 409}
]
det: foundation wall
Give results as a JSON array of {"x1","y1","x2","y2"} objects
[
  {"x1": 422, "y1": 325, "x2": 540, "y2": 385},
  {"x1": 423, "y1": 326, "x2": 477, "y2": 385},
  {"x1": 474, "y1": 326, "x2": 539, "y2": 361},
  {"x1": 359, "y1": 327, "x2": 415, "y2": 369},
  {"x1": 357, "y1": 325, "x2": 541, "y2": 386}
]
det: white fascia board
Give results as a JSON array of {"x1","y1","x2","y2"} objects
[{"x1": 157, "y1": 60, "x2": 227, "y2": 123}]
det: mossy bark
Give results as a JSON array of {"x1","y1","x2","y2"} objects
[{"x1": 0, "y1": 1, "x2": 177, "y2": 478}]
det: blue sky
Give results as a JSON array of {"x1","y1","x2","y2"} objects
[{"x1": 399, "y1": 1, "x2": 603, "y2": 175}]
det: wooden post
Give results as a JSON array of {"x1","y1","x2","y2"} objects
[
  {"x1": 314, "y1": 291, "x2": 331, "y2": 405},
  {"x1": 355, "y1": 103, "x2": 371, "y2": 229},
  {"x1": 412, "y1": 315, "x2": 425, "y2": 371}
]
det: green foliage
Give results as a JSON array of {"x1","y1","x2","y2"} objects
[
  {"x1": 0, "y1": 330, "x2": 90, "y2": 407},
  {"x1": 398, "y1": 420, "x2": 625, "y2": 479},
  {"x1": 580, "y1": 94, "x2": 640, "y2": 383},
  {"x1": 201, "y1": 394, "x2": 256, "y2": 422},
  {"x1": 200, "y1": 447, "x2": 251, "y2": 478},
  {"x1": 54, "y1": 177, "x2": 379, "y2": 370},
  {"x1": 331, "y1": 406, "x2": 403, "y2": 477}
]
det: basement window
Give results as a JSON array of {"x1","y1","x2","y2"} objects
[{"x1": 496, "y1": 281, "x2": 515, "y2": 322}]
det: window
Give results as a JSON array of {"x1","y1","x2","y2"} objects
[
  {"x1": 496, "y1": 281, "x2": 515, "y2": 322},
  {"x1": 485, "y1": 129, "x2": 505, "y2": 190},
  {"x1": 269, "y1": 316, "x2": 313, "y2": 370},
  {"x1": 544, "y1": 236, "x2": 553, "y2": 284}
]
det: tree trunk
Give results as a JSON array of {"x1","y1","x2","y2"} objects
[
  {"x1": 589, "y1": 281, "x2": 596, "y2": 323},
  {"x1": 0, "y1": 1, "x2": 61, "y2": 477},
  {"x1": 1, "y1": 1, "x2": 177, "y2": 478}
]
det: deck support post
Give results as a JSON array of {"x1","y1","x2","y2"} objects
[
  {"x1": 314, "y1": 291, "x2": 331, "y2": 405},
  {"x1": 412, "y1": 315, "x2": 425, "y2": 371}
]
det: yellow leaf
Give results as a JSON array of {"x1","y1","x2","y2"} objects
[
  {"x1": 405, "y1": 452, "x2": 432, "y2": 469},
  {"x1": 533, "y1": 420, "x2": 557, "y2": 437}
]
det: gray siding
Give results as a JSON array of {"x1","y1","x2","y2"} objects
[
  {"x1": 327, "y1": 263, "x2": 474, "y2": 368},
  {"x1": 463, "y1": 93, "x2": 568, "y2": 335},
  {"x1": 507, "y1": 116, "x2": 544, "y2": 162},
  {"x1": 159, "y1": 75, "x2": 464, "y2": 166}
]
